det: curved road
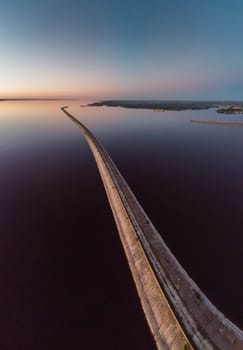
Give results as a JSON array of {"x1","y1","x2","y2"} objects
[{"x1": 61, "y1": 106, "x2": 243, "y2": 350}]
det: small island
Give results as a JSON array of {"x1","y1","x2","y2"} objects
[
  {"x1": 217, "y1": 106, "x2": 243, "y2": 114},
  {"x1": 88, "y1": 100, "x2": 219, "y2": 111}
]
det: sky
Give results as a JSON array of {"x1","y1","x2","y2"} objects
[{"x1": 1, "y1": 0, "x2": 243, "y2": 100}]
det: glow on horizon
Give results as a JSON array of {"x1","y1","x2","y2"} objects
[{"x1": 1, "y1": 0, "x2": 243, "y2": 100}]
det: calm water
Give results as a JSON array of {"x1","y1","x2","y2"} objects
[{"x1": 0, "y1": 101, "x2": 242, "y2": 348}]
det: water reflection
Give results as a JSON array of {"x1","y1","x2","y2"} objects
[
  {"x1": 0, "y1": 101, "x2": 155, "y2": 349},
  {"x1": 0, "y1": 101, "x2": 242, "y2": 349}
]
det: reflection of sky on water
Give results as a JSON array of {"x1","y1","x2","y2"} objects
[
  {"x1": 1, "y1": 101, "x2": 243, "y2": 328},
  {"x1": 1, "y1": 102, "x2": 243, "y2": 186},
  {"x1": 1, "y1": 101, "x2": 243, "y2": 214}
]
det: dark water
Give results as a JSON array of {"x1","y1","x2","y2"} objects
[{"x1": 0, "y1": 101, "x2": 242, "y2": 348}]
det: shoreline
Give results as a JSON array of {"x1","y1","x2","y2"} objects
[
  {"x1": 191, "y1": 120, "x2": 243, "y2": 127},
  {"x1": 87, "y1": 100, "x2": 219, "y2": 111}
]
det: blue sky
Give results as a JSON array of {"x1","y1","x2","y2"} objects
[{"x1": 1, "y1": 0, "x2": 243, "y2": 99}]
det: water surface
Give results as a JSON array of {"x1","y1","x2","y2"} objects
[{"x1": 0, "y1": 101, "x2": 242, "y2": 348}]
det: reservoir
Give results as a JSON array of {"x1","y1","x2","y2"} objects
[{"x1": 0, "y1": 101, "x2": 242, "y2": 349}]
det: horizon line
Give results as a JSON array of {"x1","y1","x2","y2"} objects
[{"x1": 1, "y1": 97, "x2": 243, "y2": 102}]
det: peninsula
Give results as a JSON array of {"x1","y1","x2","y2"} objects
[{"x1": 88, "y1": 100, "x2": 220, "y2": 111}]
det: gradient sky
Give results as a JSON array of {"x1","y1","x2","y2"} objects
[{"x1": 1, "y1": 0, "x2": 243, "y2": 100}]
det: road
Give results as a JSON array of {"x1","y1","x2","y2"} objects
[{"x1": 62, "y1": 106, "x2": 243, "y2": 350}]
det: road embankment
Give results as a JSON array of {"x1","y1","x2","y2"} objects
[{"x1": 62, "y1": 106, "x2": 243, "y2": 350}]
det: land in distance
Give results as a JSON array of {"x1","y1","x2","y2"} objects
[
  {"x1": 217, "y1": 106, "x2": 243, "y2": 114},
  {"x1": 87, "y1": 100, "x2": 243, "y2": 111}
]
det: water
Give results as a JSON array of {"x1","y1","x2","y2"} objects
[{"x1": 0, "y1": 101, "x2": 242, "y2": 348}]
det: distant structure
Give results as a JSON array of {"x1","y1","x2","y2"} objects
[
  {"x1": 62, "y1": 106, "x2": 243, "y2": 350},
  {"x1": 217, "y1": 105, "x2": 243, "y2": 114}
]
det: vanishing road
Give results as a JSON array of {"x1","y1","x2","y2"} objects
[{"x1": 62, "y1": 106, "x2": 243, "y2": 350}]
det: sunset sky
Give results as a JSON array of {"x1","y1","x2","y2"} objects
[{"x1": 1, "y1": 0, "x2": 243, "y2": 100}]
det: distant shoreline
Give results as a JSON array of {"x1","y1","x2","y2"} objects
[
  {"x1": 217, "y1": 106, "x2": 243, "y2": 114},
  {"x1": 88, "y1": 100, "x2": 218, "y2": 111},
  {"x1": 191, "y1": 120, "x2": 243, "y2": 127},
  {"x1": 87, "y1": 100, "x2": 243, "y2": 111}
]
